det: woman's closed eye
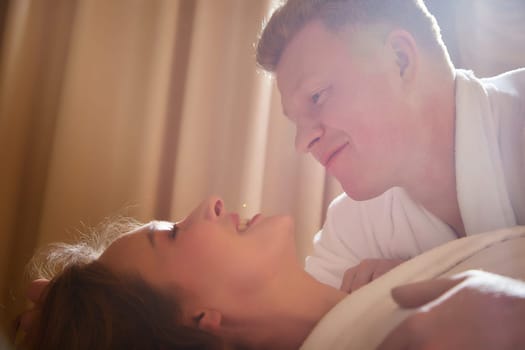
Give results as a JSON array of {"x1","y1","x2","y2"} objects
[{"x1": 168, "y1": 224, "x2": 179, "y2": 240}]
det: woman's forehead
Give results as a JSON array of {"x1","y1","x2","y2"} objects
[
  {"x1": 99, "y1": 220, "x2": 179, "y2": 265},
  {"x1": 115, "y1": 220, "x2": 170, "y2": 242},
  {"x1": 98, "y1": 225, "x2": 150, "y2": 264}
]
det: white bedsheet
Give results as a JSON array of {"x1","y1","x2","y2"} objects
[{"x1": 301, "y1": 225, "x2": 525, "y2": 349}]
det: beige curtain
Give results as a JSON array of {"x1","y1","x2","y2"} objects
[
  {"x1": 453, "y1": 0, "x2": 525, "y2": 77},
  {"x1": 0, "y1": 0, "x2": 341, "y2": 330},
  {"x1": 426, "y1": 0, "x2": 525, "y2": 78}
]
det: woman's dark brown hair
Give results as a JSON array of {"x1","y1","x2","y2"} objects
[{"x1": 19, "y1": 219, "x2": 227, "y2": 350}]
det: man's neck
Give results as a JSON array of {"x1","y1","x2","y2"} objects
[
  {"x1": 403, "y1": 69, "x2": 465, "y2": 237},
  {"x1": 413, "y1": 174, "x2": 466, "y2": 237}
]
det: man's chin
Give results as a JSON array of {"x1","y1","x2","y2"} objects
[{"x1": 340, "y1": 182, "x2": 388, "y2": 201}]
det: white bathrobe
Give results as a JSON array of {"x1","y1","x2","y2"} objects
[
  {"x1": 301, "y1": 225, "x2": 525, "y2": 349},
  {"x1": 306, "y1": 69, "x2": 525, "y2": 288}
]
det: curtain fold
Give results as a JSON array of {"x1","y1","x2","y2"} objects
[
  {"x1": 0, "y1": 0, "x2": 340, "y2": 330},
  {"x1": 0, "y1": 0, "x2": 79, "y2": 329}
]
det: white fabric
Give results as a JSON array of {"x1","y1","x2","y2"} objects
[
  {"x1": 306, "y1": 68, "x2": 525, "y2": 288},
  {"x1": 455, "y1": 69, "x2": 522, "y2": 232},
  {"x1": 301, "y1": 225, "x2": 525, "y2": 350}
]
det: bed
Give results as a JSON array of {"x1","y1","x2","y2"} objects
[{"x1": 301, "y1": 225, "x2": 525, "y2": 349}]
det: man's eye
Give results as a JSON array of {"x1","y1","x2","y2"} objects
[
  {"x1": 311, "y1": 87, "x2": 329, "y2": 105},
  {"x1": 168, "y1": 224, "x2": 178, "y2": 240},
  {"x1": 311, "y1": 91, "x2": 322, "y2": 104}
]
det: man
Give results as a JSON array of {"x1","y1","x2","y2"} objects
[{"x1": 256, "y1": 0, "x2": 525, "y2": 348}]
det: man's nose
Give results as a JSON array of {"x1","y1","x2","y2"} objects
[{"x1": 294, "y1": 123, "x2": 323, "y2": 154}]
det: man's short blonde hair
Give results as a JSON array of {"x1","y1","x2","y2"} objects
[{"x1": 256, "y1": 0, "x2": 450, "y2": 72}]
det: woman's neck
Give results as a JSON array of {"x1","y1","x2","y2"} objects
[{"x1": 226, "y1": 268, "x2": 346, "y2": 350}]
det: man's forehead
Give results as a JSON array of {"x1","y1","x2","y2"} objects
[
  {"x1": 275, "y1": 22, "x2": 324, "y2": 83},
  {"x1": 275, "y1": 21, "x2": 341, "y2": 116},
  {"x1": 275, "y1": 34, "x2": 314, "y2": 115},
  {"x1": 275, "y1": 67, "x2": 297, "y2": 119},
  {"x1": 276, "y1": 20, "x2": 351, "y2": 82}
]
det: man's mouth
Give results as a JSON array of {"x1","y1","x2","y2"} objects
[{"x1": 323, "y1": 142, "x2": 349, "y2": 167}]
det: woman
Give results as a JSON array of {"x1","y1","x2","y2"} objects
[
  {"x1": 19, "y1": 196, "x2": 525, "y2": 349},
  {"x1": 20, "y1": 196, "x2": 346, "y2": 349}
]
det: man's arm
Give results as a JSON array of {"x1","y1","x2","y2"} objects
[
  {"x1": 378, "y1": 270, "x2": 525, "y2": 350},
  {"x1": 340, "y1": 258, "x2": 406, "y2": 293},
  {"x1": 305, "y1": 194, "x2": 367, "y2": 288},
  {"x1": 305, "y1": 193, "x2": 412, "y2": 293},
  {"x1": 306, "y1": 193, "x2": 409, "y2": 292}
]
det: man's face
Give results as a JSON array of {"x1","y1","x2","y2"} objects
[{"x1": 276, "y1": 20, "x2": 414, "y2": 200}]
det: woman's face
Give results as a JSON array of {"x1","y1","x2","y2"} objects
[{"x1": 98, "y1": 196, "x2": 297, "y2": 318}]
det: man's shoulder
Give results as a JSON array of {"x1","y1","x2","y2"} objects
[{"x1": 481, "y1": 68, "x2": 525, "y2": 97}]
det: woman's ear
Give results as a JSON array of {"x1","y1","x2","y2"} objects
[
  {"x1": 385, "y1": 29, "x2": 418, "y2": 82},
  {"x1": 193, "y1": 309, "x2": 223, "y2": 333}
]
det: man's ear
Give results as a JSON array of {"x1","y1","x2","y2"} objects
[
  {"x1": 385, "y1": 29, "x2": 418, "y2": 82},
  {"x1": 193, "y1": 309, "x2": 223, "y2": 333}
]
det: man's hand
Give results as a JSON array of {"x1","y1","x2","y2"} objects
[
  {"x1": 340, "y1": 258, "x2": 405, "y2": 293},
  {"x1": 377, "y1": 270, "x2": 525, "y2": 350},
  {"x1": 17, "y1": 279, "x2": 49, "y2": 332}
]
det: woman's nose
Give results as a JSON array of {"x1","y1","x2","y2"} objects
[{"x1": 202, "y1": 196, "x2": 224, "y2": 220}]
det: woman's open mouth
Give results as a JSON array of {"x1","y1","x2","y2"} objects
[{"x1": 238, "y1": 213, "x2": 262, "y2": 233}]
